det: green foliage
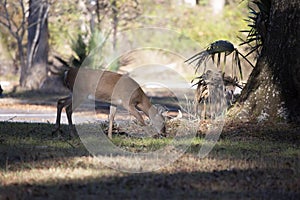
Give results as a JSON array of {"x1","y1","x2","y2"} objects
[
  {"x1": 48, "y1": 0, "x2": 82, "y2": 56},
  {"x1": 70, "y1": 34, "x2": 87, "y2": 68},
  {"x1": 47, "y1": 1, "x2": 249, "y2": 60},
  {"x1": 70, "y1": 30, "x2": 106, "y2": 69},
  {"x1": 1, "y1": 0, "x2": 251, "y2": 73},
  {"x1": 153, "y1": 2, "x2": 249, "y2": 46}
]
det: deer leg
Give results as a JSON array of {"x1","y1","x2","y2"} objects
[
  {"x1": 52, "y1": 95, "x2": 72, "y2": 135},
  {"x1": 65, "y1": 94, "x2": 86, "y2": 137},
  {"x1": 108, "y1": 105, "x2": 117, "y2": 139},
  {"x1": 66, "y1": 102, "x2": 77, "y2": 137}
]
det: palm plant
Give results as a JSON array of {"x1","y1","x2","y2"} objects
[
  {"x1": 185, "y1": 0, "x2": 271, "y2": 115},
  {"x1": 70, "y1": 34, "x2": 87, "y2": 68},
  {"x1": 185, "y1": 0, "x2": 271, "y2": 78},
  {"x1": 185, "y1": 40, "x2": 254, "y2": 80},
  {"x1": 239, "y1": 0, "x2": 271, "y2": 57},
  {"x1": 70, "y1": 29, "x2": 107, "y2": 69}
]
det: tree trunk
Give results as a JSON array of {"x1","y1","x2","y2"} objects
[
  {"x1": 18, "y1": 38, "x2": 26, "y2": 85},
  {"x1": 232, "y1": 0, "x2": 300, "y2": 123},
  {"x1": 112, "y1": 0, "x2": 118, "y2": 51},
  {"x1": 21, "y1": 0, "x2": 49, "y2": 89}
]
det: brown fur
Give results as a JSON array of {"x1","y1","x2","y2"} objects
[{"x1": 53, "y1": 68, "x2": 165, "y2": 138}]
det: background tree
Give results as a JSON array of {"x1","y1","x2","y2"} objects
[
  {"x1": 0, "y1": 0, "x2": 26, "y2": 79},
  {"x1": 66, "y1": 0, "x2": 141, "y2": 71},
  {"x1": 93, "y1": 0, "x2": 141, "y2": 50},
  {"x1": 0, "y1": 0, "x2": 50, "y2": 89},
  {"x1": 23, "y1": 0, "x2": 50, "y2": 89},
  {"x1": 232, "y1": 0, "x2": 300, "y2": 122}
]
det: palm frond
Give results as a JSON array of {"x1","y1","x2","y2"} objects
[
  {"x1": 244, "y1": 45, "x2": 261, "y2": 57},
  {"x1": 185, "y1": 51, "x2": 210, "y2": 73},
  {"x1": 237, "y1": 51, "x2": 255, "y2": 68},
  {"x1": 207, "y1": 40, "x2": 235, "y2": 55},
  {"x1": 185, "y1": 40, "x2": 249, "y2": 80},
  {"x1": 239, "y1": 0, "x2": 271, "y2": 57},
  {"x1": 70, "y1": 34, "x2": 87, "y2": 68},
  {"x1": 217, "y1": 52, "x2": 221, "y2": 67},
  {"x1": 235, "y1": 51, "x2": 243, "y2": 79}
]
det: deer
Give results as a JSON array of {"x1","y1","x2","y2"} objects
[{"x1": 52, "y1": 67, "x2": 166, "y2": 139}]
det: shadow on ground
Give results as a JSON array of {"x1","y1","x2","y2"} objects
[{"x1": 1, "y1": 167, "x2": 299, "y2": 199}]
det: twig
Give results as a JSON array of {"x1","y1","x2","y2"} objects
[{"x1": 6, "y1": 116, "x2": 17, "y2": 121}]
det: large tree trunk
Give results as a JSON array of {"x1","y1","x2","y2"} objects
[
  {"x1": 232, "y1": 0, "x2": 300, "y2": 123},
  {"x1": 21, "y1": 0, "x2": 49, "y2": 89}
]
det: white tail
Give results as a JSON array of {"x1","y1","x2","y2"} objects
[{"x1": 53, "y1": 68, "x2": 165, "y2": 138}]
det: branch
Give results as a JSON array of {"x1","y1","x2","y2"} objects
[
  {"x1": 17, "y1": 0, "x2": 27, "y2": 38},
  {"x1": 1, "y1": 0, "x2": 12, "y2": 31},
  {"x1": 0, "y1": 2, "x2": 18, "y2": 39}
]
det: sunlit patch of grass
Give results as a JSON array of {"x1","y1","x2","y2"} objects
[
  {"x1": 112, "y1": 136, "x2": 172, "y2": 153},
  {"x1": 210, "y1": 139, "x2": 300, "y2": 159},
  {"x1": 0, "y1": 156, "x2": 118, "y2": 186},
  {"x1": 281, "y1": 146, "x2": 300, "y2": 157}
]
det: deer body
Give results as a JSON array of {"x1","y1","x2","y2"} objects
[{"x1": 53, "y1": 68, "x2": 165, "y2": 138}]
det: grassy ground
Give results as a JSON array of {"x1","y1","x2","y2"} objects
[{"x1": 0, "y1": 120, "x2": 299, "y2": 199}]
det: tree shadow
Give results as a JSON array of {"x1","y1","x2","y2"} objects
[
  {"x1": 2, "y1": 90, "x2": 67, "y2": 106},
  {"x1": 1, "y1": 168, "x2": 299, "y2": 199},
  {"x1": 0, "y1": 122, "x2": 89, "y2": 170}
]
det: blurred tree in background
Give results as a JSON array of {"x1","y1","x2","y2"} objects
[
  {"x1": 0, "y1": 0, "x2": 49, "y2": 89},
  {"x1": 0, "y1": 0, "x2": 249, "y2": 90},
  {"x1": 0, "y1": 0, "x2": 27, "y2": 77},
  {"x1": 68, "y1": 0, "x2": 142, "y2": 69},
  {"x1": 23, "y1": 0, "x2": 49, "y2": 89}
]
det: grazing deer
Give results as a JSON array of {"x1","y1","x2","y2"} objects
[{"x1": 53, "y1": 67, "x2": 166, "y2": 139}]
